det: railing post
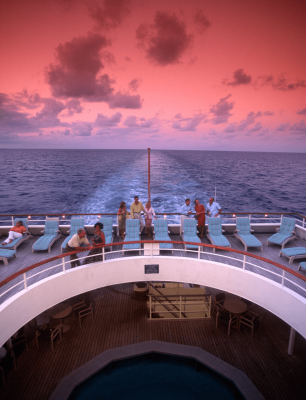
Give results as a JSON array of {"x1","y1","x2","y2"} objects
[
  {"x1": 23, "y1": 273, "x2": 27, "y2": 290},
  {"x1": 102, "y1": 247, "x2": 105, "y2": 262},
  {"x1": 303, "y1": 218, "x2": 305, "y2": 229},
  {"x1": 281, "y1": 270, "x2": 285, "y2": 287},
  {"x1": 243, "y1": 255, "x2": 246, "y2": 270},
  {"x1": 249, "y1": 214, "x2": 252, "y2": 222},
  {"x1": 11, "y1": 216, "x2": 14, "y2": 226},
  {"x1": 198, "y1": 246, "x2": 201, "y2": 259},
  {"x1": 151, "y1": 242, "x2": 153, "y2": 257},
  {"x1": 149, "y1": 295, "x2": 152, "y2": 320},
  {"x1": 281, "y1": 214, "x2": 283, "y2": 224},
  {"x1": 180, "y1": 296, "x2": 182, "y2": 319},
  {"x1": 62, "y1": 257, "x2": 66, "y2": 272}
]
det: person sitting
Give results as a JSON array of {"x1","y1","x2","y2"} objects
[
  {"x1": 65, "y1": 229, "x2": 93, "y2": 268},
  {"x1": 2, "y1": 220, "x2": 26, "y2": 245}
]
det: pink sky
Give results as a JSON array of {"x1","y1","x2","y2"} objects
[{"x1": 1, "y1": 0, "x2": 306, "y2": 151}]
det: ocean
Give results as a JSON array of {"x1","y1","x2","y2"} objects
[{"x1": 0, "y1": 149, "x2": 305, "y2": 217}]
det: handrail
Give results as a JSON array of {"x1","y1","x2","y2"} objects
[
  {"x1": 1, "y1": 240, "x2": 306, "y2": 289},
  {"x1": 0, "y1": 212, "x2": 305, "y2": 218}
]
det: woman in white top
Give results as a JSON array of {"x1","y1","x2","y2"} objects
[{"x1": 144, "y1": 201, "x2": 157, "y2": 238}]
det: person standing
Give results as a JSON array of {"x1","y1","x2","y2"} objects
[
  {"x1": 130, "y1": 196, "x2": 145, "y2": 233},
  {"x1": 66, "y1": 228, "x2": 93, "y2": 268},
  {"x1": 117, "y1": 201, "x2": 127, "y2": 239},
  {"x1": 180, "y1": 198, "x2": 193, "y2": 235},
  {"x1": 206, "y1": 197, "x2": 222, "y2": 217},
  {"x1": 195, "y1": 199, "x2": 206, "y2": 238},
  {"x1": 144, "y1": 200, "x2": 157, "y2": 238}
]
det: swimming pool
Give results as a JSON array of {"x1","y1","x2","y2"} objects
[{"x1": 68, "y1": 353, "x2": 245, "y2": 400}]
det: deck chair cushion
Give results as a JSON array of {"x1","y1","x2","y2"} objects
[
  {"x1": 209, "y1": 234, "x2": 231, "y2": 248},
  {"x1": 154, "y1": 219, "x2": 173, "y2": 249},
  {"x1": 0, "y1": 249, "x2": 16, "y2": 265},
  {"x1": 267, "y1": 217, "x2": 295, "y2": 246},
  {"x1": 237, "y1": 234, "x2": 262, "y2": 248},
  {"x1": 4, "y1": 218, "x2": 30, "y2": 250},
  {"x1": 207, "y1": 217, "x2": 231, "y2": 249},
  {"x1": 182, "y1": 219, "x2": 201, "y2": 249},
  {"x1": 124, "y1": 219, "x2": 140, "y2": 250},
  {"x1": 33, "y1": 220, "x2": 60, "y2": 252}
]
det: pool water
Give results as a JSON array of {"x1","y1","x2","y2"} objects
[{"x1": 68, "y1": 353, "x2": 245, "y2": 400}]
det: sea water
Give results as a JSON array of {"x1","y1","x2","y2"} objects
[{"x1": 0, "y1": 149, "x2": 305, "y2": 217}]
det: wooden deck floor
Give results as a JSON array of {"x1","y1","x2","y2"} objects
[{"x1": 1, "y1": 283, "x2": 306, "y2": 400}]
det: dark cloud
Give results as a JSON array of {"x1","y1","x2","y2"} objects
[
  {"x1": 31, "y1": 98, "x2": 66, "y2": 128},
  {"x1": 123, "y1": 115, "x2": 158, "y2": 129},
  {"x1": 65, "y1": 99, "x2": 83, "y2": 116},
  {"x1": 174, "y1": 113, "x2": 182, "y2": 119},
  {"x1": 0, "y1": 94, "x2": 32, "y2": 135},
  {"x1": 13, "y1": 90, "x2": 42, "y2": 109},
  {"x1": 46, "y1": 33, "x2": 142, "y2": 108},
  {"x1": 290, "y1": 120, "x2": 306, "y2": 134},
  {"x1": 94, "y1": 112, "x2": 122, "y2": 127},
  {"x1": 237, "y1": 111, "x2": 261, "y2": 131},
  {"x1": 194, "y1": 10, "x2": 211, "y2": 33},
  {"x1": 276, "y1": 123, "x2": 289, "y2": 131},
  {"x1": 128, "y1": 78, "x2": 141, "y2": 92},
  {"x1": 258, "y1": 75, "x2": 306, "y2": 91},
  {"x1": 88, "y1": 0, "x2": 131, "y2": 30},
  {"x1": 71, "y1": 121, "x2": 93, "y2": 136},
  {"x1": 263, "y1": 111, "x2": 274, "y2": 116},
  {"x1": 297, "y1": 108, "x2": 306, "y2": 115},
  {"x1": 172, "y1": 113, "x2": 205, "y2": 131},
  {"x1": 136, "y1": 11, "x2": 193, "y2": 66},
  {"x1": 224, "y1": 124, "x2": 236, "y2": 133},
  {"x1": 247, "y1": 122, "x2": 262, "y2": 133},
  {"x1": 209, "y1": 94, "x2": 234, "y2": 124},
  {"x1": 224, "y1": 69, "x2": 252, "y2": 86}
]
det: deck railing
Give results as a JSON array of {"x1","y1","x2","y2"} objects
[{"x1": 1, "y1": 241, "x2": 306, "y2": 306}]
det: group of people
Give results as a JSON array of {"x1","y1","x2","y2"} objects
[{"x1": 180, "y1": 197, "x2": 222, "y2": 238}]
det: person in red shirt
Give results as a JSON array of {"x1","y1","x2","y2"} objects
[{"x1": 2, "y1": 220, "x2": 27, "y2": 245}]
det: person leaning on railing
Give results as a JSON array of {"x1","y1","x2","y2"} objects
[
  {"x1": 206, "y1": 197, "x2": 222, "y2": 218},
  {"x1": 65, "y1": 229, "x2": 93, "y2": 268}
]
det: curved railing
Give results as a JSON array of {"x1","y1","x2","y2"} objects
[{"x1": 1, "y1": 241, "x2": 306, "y2": 305}]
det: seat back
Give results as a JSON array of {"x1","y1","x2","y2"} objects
[
  {"x1": 236, "y1": 217, "x2": 251, "y2": 235},
  {"x1": 70, "y1": 218, "x2": 84, "y2": 235},
  {"x1": 215, "y1": 292, "x2": 225, "y2": 303},
  {"x1": 126, "y1": 219, "x2": 140, "y2": 239},
  {"x1": 154, "y1": 219, "x2": 168, "y2": 235},
  {"x1": 183, "y1": 218, "x2": 197, "y2": 236},
  {"x1": 99, "y1": 217, "x2": 113, "y2": 237},
  {"x1": 208, "y1": 217, "x2": 222, "y2": 236},
  {"x1": 14, "y1": 218, "x2": 28, "y2": 231},
  {"x1": 279, "y1": 217, "x2": 295, "y2": 235},
  {"x1": 44, "y1": 220, "x2": 59, "y2": 236}
]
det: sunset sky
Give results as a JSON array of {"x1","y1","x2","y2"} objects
[{"x1": 1, "y1": 0, "x2": 306, "y2": 151}]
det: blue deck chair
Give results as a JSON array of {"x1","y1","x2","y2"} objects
[
  {"x1": 0, "y1": 249, "x2": 16, "y2": 265},
  {"x1": 61, "y1": 217, "x2": 85, "y2": 253},
  {"x1": 207, "y1": 217, "x2": 231, "y2": 252},
  {"x1": 280, "y1": 247, "x2": 306, "y2": 264},
  {"x1": 123, "y1": 219, "x2": 141, "y2": 255},
  {"x1": 299, "y1": 262, "x2": 306, "y2": 271},
  {"x1": 99, "y1": 217, "x2": 114, "y2": 249},
  {"x1": 234, "y1": 217, "x2": 263, "y2": 251},
  {"x1": 267, "y1": 217, "x2": 296, "y2": 249},
  {"x1": 32, "y1": 220, "x2": 62, "y2": 253},
  {"x1": 2, "y1": 218, "x2": 32, "y2": 251},
  {"x1": 153, "y1": 219, "x2": 173, "y2": 252},
  {"x1": 182, "y1": 218, "x2": 201, "y2": 251}
]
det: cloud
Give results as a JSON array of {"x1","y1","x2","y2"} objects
[
  {"x1": 31, "y1": 98, "x2": 66, "y2": 128},
  {"x1": 224, "y1": 69, "x2": 252, "y2": 86},
  {"x1": 297, "y1": 108, "x2": 306, "y2": 115},
  {"x1": 123, "y1": 115, "x2": 159, "y2": 129},
  {"x1": 46, "y1": 32, "x2": 142, "y2": 108},
  {"x1": 263, "y1": 111, "x2": 274, "y2": 116},
  {"x1": 136, "y1": 11, "x2": 193, "y2": 66},
  {"x1": 224, "y1": 124, "x2": 236, "y2": 133},
  {"x1": 237, "y1": 111, "x2": 261, "y2": 131},
  {"x1": 13, "y1": 90, "x2": 42, "y2": 109},
  {"x1": 276, "y1": 123, "x2": 289, "y2": 131},
  {"x1": 247, "y1": 122, "x2": 262, "y2": 133},
  {"x1": 209, "y1": 94, "x2": 234, "y2": 124},
  {"x1": 258, "y1": 75, "x2": 306, "y2": 91},
  {"x1": 172, "y1": 113, "x2": 205, "y2": 131},
  {"x1": 88, "y1": 0, "x2": 131, "y2": 30},
  {"x1": 174, "y1": 113, "x2": 182, "y2": 119},
  {"x1": 71, "y1": 121, "x2": 93, "y2": 136},
  {"x1": 194, "y1": 10, "x2": 211, "y2": 33},
  {"x1": 290, "y1": 120, "x2": 306, "y2": 134},
  {"x1": 94, "y1": 112, "x2": 122, "y2": 127},
  {"x1": 128, "y1": 78, "x2": 141, "y2": 92},
  {"x1": 65, "y1": 99, "x2": 83, "y2": 116}
]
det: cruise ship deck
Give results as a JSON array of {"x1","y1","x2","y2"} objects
[{"x1": 1, "y1": 227, "x2": 306, "y2": 400}]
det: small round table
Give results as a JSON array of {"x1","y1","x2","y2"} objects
[
  {"x1": 47, "y1": 303, "x2": 72, "y2": 333},
  {"x1": 224, "y1": 299, "x2": 247, "y2": 329}
]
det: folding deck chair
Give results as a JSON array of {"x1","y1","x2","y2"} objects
[
  {"x1": 207, "y1": 217, "x2": 231, "y2": 252},
  {"x1": 182, "y1": 218, "x2": 202, "y2": 251},
  {"x1": 234, "y1": 217, "x2": 263, "y2": 251},
  {"x1": 153, "y1": 219, "x2": 173, "y2": 252},
  {"x1": 280, "y1": 247, "x2": 306, "y2": 264},
  {"x1": 0, "y1": 249, "x2": 16, "y2": 265},
  {"x1": 2, "y1": 218, "x2": 32, "y2": 251},
  {"x1": 61, "y1": 217, "x2": 85, "y2": 253},
  {"x1": 123, "y1": 219, "x2": 141, "y2": 255},
  {"x1": 32, "y1": 219, "x2": 62, "y2": 252},
  {"x1": 267, "y1": 217, "x2": 296, "y2": 249}
]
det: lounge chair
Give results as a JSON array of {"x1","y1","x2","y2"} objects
[
  {"x1": 280, "y1": 247, "x2": 306, "y2": 264},
  {"x1": 267, "y1": 217, "x2": 296, "y2": 249},
  {"x1": 123, "y1": 219, "x2": 141, "y2": 254},
  {"x1": 207, "y1": 217, "x2": 231, "y2": 252},
  {"x1": 0, "y1": 249, "x2": 16, "y2": 265},
  {"x1": 98, "y1": 217, "x2": 114, "y2": 249},
  {"x1": 234, "y1": 217, "x2": 263, "y2": 251},
  {"x1": 299, "y1": 262, "x2": 306, "y2": 271},
  {"x1": 61, "y1": 217, "x2": 85, "y2": 253},
  {"x1": 2, "y1": 218, "x2": 32, "y2": 251},
  {"x1": 153, "y1": 219, "x2": 173, "y2": 252},
  {"x1": 32, "y1": 220, "x2": 62, "y2": 252},
  {"x1": 182, "y1": 218, "x2": 202, "y2": 251}
]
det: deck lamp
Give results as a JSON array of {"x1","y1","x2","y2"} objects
[
  {"x1": 62, "y1": 215, "x2": 65, "y2": 218},
  {"x1": 164, "y1": 214, "x2": 167, "y2": 219},
  {"x1": 98, "y1": 215, "x2": 101, "y2": 218},
  {"x1": 28, "y1": 216, "x2": 31, "y2": 219},
  {"x1": 233, "y1": 214, "x2": 236, "y2": 217},
  {"x1": 265, "y1": 214, "x2": 268, "y2": 217}
]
